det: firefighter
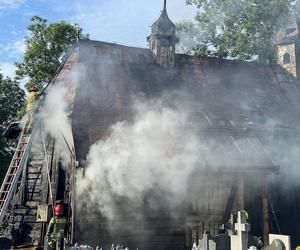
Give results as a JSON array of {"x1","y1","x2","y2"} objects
[
  {"x1": 25, "y1": 85, "x2": 40, "y2": 132},
  {"x1": 47, "y1": 203, "x2": 67, "y2": 250}
]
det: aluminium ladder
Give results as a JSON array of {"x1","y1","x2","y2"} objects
[{"x1": 0, "y1": 124, "x2": 37, "y2": 225}]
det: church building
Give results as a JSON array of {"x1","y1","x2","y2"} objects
[{"x1": 2, "y1": 1, "x2": 300, "y2": 249}]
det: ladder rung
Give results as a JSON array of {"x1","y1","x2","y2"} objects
[
  {"x1": 17, "y1": 149, "x2": 25, "y2": 152},
  {"x1": 7, "y1": 174, "x2": 16, "y2": 176},
  {"x1": 0, "y1": 191, "x2": 9, "y2": 193},
  {"x1": 20, "y1": 141, "x2": 28, "y2": 144},
  {"x1": 15, "y1": 157, "x2": 22, "y2": 161},
  {"x1": 10, "y1": 166, "x2": 18, "y2": 168},
  {"x1": 4, "y1": 182, "x2": 12, "y2": 185}
]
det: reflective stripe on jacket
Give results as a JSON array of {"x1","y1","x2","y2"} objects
[
  {"x1": 48, "y1": 217, "x2": 67, "y2": 239},
  {"x1": 26, "y1": 92, "x2": 39, "y2": 111}
]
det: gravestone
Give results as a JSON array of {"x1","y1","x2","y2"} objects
[
  {"x1": 215, "y1": 234, "x2": 230, "y2": 250},
  {"x1": 262, "y1": 239, "x2": 286, "y2": 250},
  {"x1": 189, "y1": 211, "x2": 292, "y2": 250},
  {"x1": 192, "y1": 231, "x2": 217, "y2": 250},
  {"x1": 249, "y1": 247, "x2": 257, "y2": 250},
  {"x1": 230, "y1": 211, "x2": 251, "y2": 250},
  {"x1": 269, "y1": 234, "x2": 291, "y2": 250}
]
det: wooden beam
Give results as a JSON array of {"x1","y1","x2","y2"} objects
[{"x1": 262, "y1": 177, "x2": 269, "y2": 245}]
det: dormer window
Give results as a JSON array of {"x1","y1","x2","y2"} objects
[{"x1": 283, "y1": 53, "x2": 291, "y2": 65}]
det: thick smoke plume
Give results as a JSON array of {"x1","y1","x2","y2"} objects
[
  {"x1": 76, "y1": 91, "x2": 268, "y2": 222},
  {"x1": 38, "y1": 85, "x2": 71, "y2": 163},
  {"x1": 77, "y1": 95, "x2": 200, "y2": 219},
  {"x1": 38, "y1": 61, "x2": 81, "y2": 162}
]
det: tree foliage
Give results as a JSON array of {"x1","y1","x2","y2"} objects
[
  {"x1": 0, "y1": 73, "x2": 25, "y2": 181},
  {"x1": 178, "y1": 0, "x2": 296, "y2": 62},
  {"x1": 16, "y1": 16, "x2": 86, "y2": 89}
]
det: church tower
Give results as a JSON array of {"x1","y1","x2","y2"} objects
[
  {"x1": 276, "y1": 16, "x2": 300, "y2": 79},
  {"x1": 147, "y1": 0, "x2": 179, "y2": 68}
]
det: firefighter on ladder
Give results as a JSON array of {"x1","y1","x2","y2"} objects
[
  {"x1": 47, "y1": 202, "x2": 67, "y2": 250},
  {"x1": 25, "y1": 85, "x2": 40, "y2": 132}
]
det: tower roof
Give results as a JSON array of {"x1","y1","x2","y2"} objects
[
  {"x1": 151, "y1": 0, "x2": 176, "y2": 36},
  {"x1": 276, "y1": 15, "x2": 300, "y2": 45}
]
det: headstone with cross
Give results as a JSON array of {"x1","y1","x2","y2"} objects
[
  {"x1": 230, "y1": 211, "x2": 251, "y2": 250},
  {"x1": 192, "y1": 231, "x2": 217, "y2": 250}
]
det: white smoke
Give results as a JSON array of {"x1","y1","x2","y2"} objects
[
  {"x1": 76, "y1": 92, "x2": 258, "y2": 222},
  {"x1": 79, "y1": 99, "x2": 193, "y2": 212},
  {"x1": 38, "y1": 85, "x2": 71, "y2": 162},
  {"x1": 38, "y1": 61, "x2": 82, "y2": 162},
  {"x1": 41, "y1": 86, "x2": 69, "y2": 137}
]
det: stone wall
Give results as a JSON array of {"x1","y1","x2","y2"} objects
[{"x1": 277, "y1": 44, "x2": 297, "y2": 78}]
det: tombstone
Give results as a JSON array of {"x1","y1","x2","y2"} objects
[
  {"x1": 192, "y1": 243, "x2": 199, "y2": 250},
  {"x1": 230, "y1": 211, "x2": 251, "y2": 250},
  {"x1": 226, "y1": 213, "x2": 235, "y2": 236},
  {"x1": 215, "y1": 234, "x2": 230, "y2": 250},
  {"x1": 262, "y1": 239, "x2": 286, "y2": 250},
  {"x1": 193, "y1": 231, "x2": 217, "y2": 250},
  {"x1": 249, "y1": 247, "x2": 257, "y2": 250},
  {"x1": 269, "y1": 234, "x2": 291, "y2": 250},
  {"x1": 209, "y1": 239, "x2": 217, "y2": 250}
]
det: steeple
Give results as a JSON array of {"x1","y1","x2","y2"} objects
[
  {"x1": 147, "y1": 0, "x2": 179, "y2": 69},
  {"x1": 275, "y1": 15, "x2": 300, "y2": 79}
]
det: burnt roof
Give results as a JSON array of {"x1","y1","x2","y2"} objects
[{"x1": 58, "y1": 39, "x2": 300, "y2": 166}]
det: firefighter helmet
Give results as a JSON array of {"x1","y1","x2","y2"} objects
[
  {"x1": 54, "y1": 203, "x2": 64, "y2": 216},
  {"x1": 30, "y1": 85, "x2": 38, "y2": 92}
]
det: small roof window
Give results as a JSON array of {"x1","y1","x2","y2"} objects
[{"x1": 283, "y1": 53, "x2": 291, "y2": 65}]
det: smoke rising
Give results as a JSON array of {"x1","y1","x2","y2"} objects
[
  {"x1": 76, "y1": 89, "x2": 276, "y2": 224},
  {"x1": 77, "y1": 95, "x2": 198, "y2": 219},
  {"x1": 38, "y1": 61, "x2": 82, "y2": 162},
  {"x1": 37, "y1": 86, "x2": 71, "y2": 162}
]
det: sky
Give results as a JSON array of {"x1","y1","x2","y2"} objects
[{"x1": 0, "y1": 0, "x2": 197, "y2": 79}]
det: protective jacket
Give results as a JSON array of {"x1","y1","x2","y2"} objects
[
  {"x1": 47, "y1": 216, "x2": 67, "y2": 248},
  {"x1": 26, "y1": 92, "x2": 39, "y2": 111}
]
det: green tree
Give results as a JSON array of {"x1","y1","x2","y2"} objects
[
  {"x1": 16, "y1": 16, "x2": 86, "y2": 89},
  {"x1": 178, "y1": 0, "x2": 295, "y2": 62},
  {"x1": 0, "y1": 72, "x2": 25, "y2": 182}
]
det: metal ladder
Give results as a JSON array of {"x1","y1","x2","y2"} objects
[{"x1": 0, "y1": 124, "x2": 38, "y2": 225}]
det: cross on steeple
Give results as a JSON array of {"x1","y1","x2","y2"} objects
[{"x1": 163, "y1": 0, "x2": 167, "y2": 11}]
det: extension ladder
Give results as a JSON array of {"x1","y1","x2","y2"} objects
[{"x1": 0, "y1": 125, "x2": 37, "y2": 224}]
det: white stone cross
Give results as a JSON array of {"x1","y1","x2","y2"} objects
[
  {"x1": 235, "y1": 211, "x2": 251, "y2": 235},
  {"x1": 230, "y1": 211, "x2": 251, "y2": 250}
]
